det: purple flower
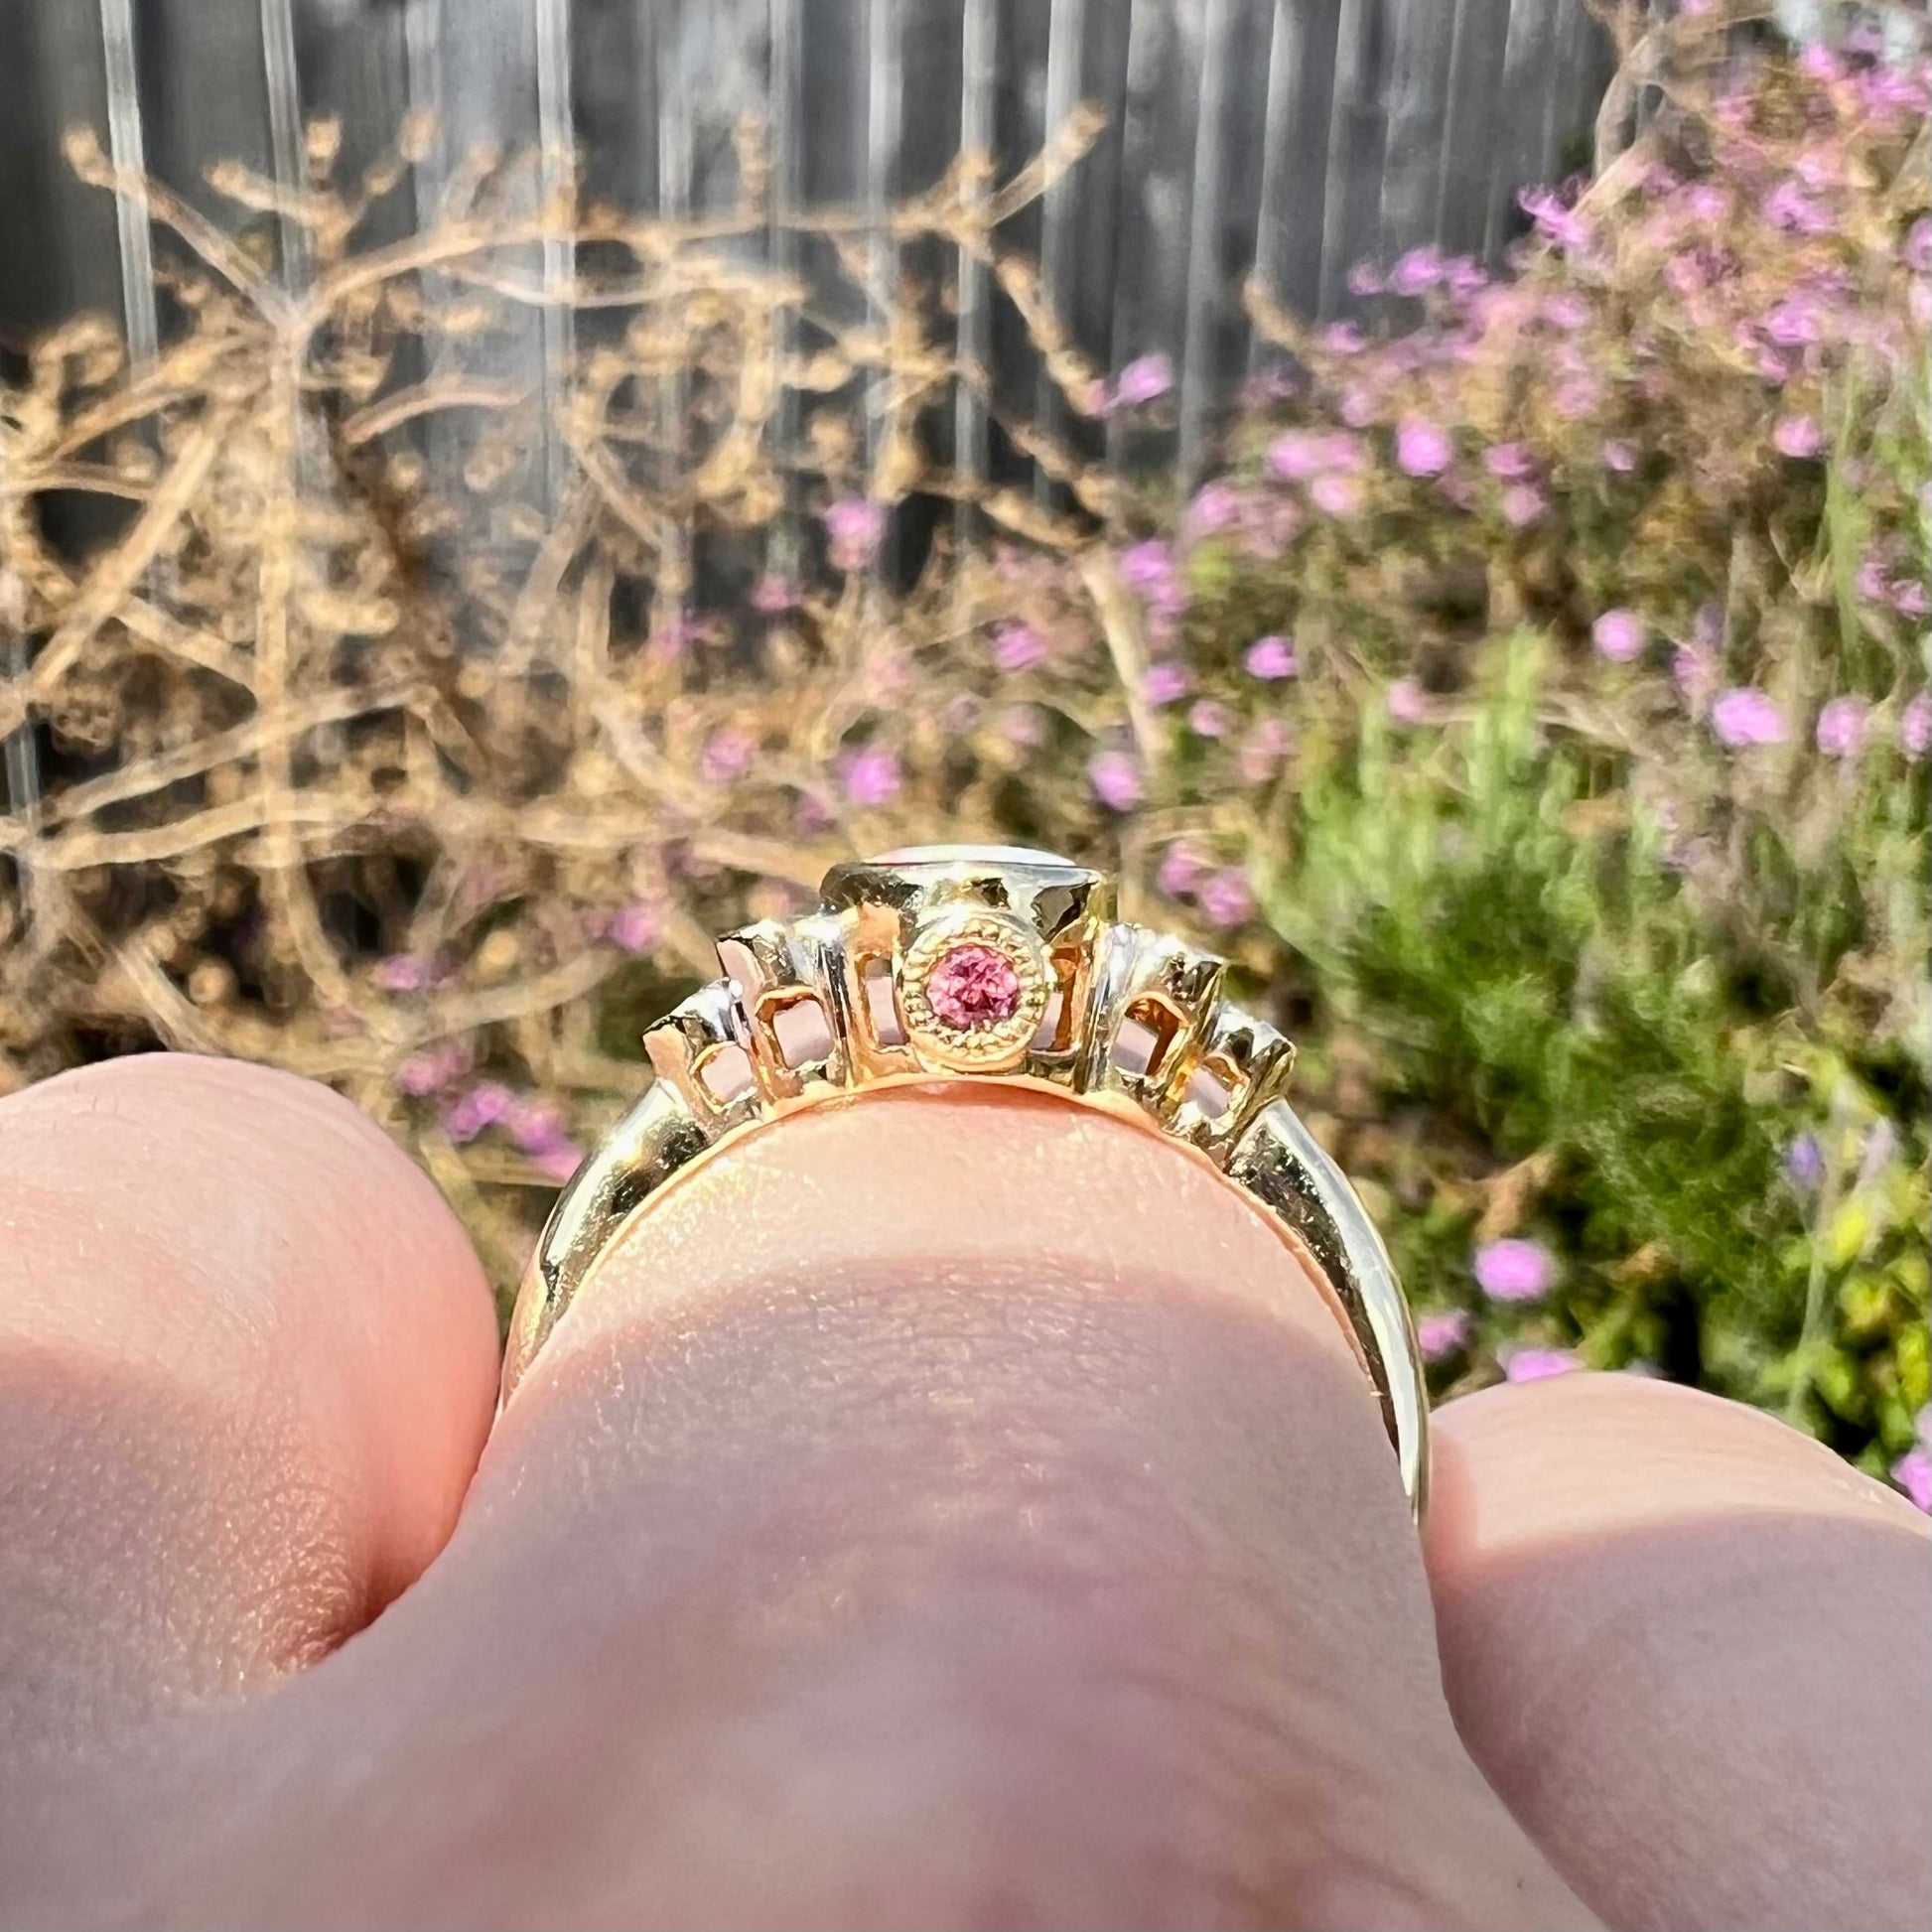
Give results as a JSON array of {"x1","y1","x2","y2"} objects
[
  {"x1": 1188, "y1": 483, "x2": 1240, "y2": 533},
  {"x1": 1518, "y1": 186, "x2": 1589, "y2": 252},
  {"x1": 505, "y1": 1096, "x2": 570, "y2": 1156},
  {"x1": 839, "y1": 745, "x2": 901, "y2": 807},
  {"x1": 1159, "y1": 843, "x2": 1207, "y2": 897},
  {"x1": 1784, "y1": 1133, "x2": 1825, "y2": 1191},
  {"x1": 700, "y1": 726, "x2": 757, "y2": 784},
  {"x1": 1891, "y1": 580, "x2": 1930, "y2": 619},
  {"x1": 1387, "y1": 246, "x2": 1443, "y2": 298},
  {"x1": 1543, "y1": 290, "x2": 1591, "y2": 332},
  {"x1": 1501, "y1": 483, "x2": 1547, "y2": 528},
  {"x1": 1143, "y1": 661, "x2": 1192, "y2": 706},
  {"x1": 1591, "y1": 609, "x2": 1644, "y2": 662},
  {"x1": 1683, "y1": 183, "x2": 1726, "y2": 223},
  {"x1": 1774, "y1": 415, "x2": 1823, "y2": 460},
  {"x1": 1345, "y1": 262, "x2": 1384, "y2": 298},
  {"x1": 607, "y1": 900, "x2": 661, "y2": 954},
  {"x1": 1417, "y1": 1310, "x2": 1472, "y2": 1362},
  {"x1": 1475, "y1": 1237, "x2": 1555, "y2": 1303},
  {"x1": 751, "y1": 574, "x2": 799, "y2": 613},
  {"x1": 1244, "y1": 634, "x2": 1298, "y2": 680},
  {"x1": 1088, "y1": 749, "x2": 1143, "y2": 812},
  {"x1": 1769, "y1": 297, "x2": 1824, "y2": 351},
  {"x1": 1901, "y1": 691, "x2": 1932, "y2": 759},
  {"x1": 1311, "y1": 472, "x2": 1365, "y2": 517},
  {"x1": 1197, "y1": 867, "x2": 1255, "y2": 928},
  {"x1": 1386, "y1": 677, "x2": 1429, "y2": 725},
  {"x1": 1119, "y1": 539, "x2": 1177, "y2": 600},
  {"x1": 442, "y1": 1081, "x2": 512, "y2": 1144},
  {"x1": 998, "y1": 704, "x2": 1044, "y2": 750},
  {"x1": 1505, "y1": 1347, "x2": 1580, "y2": 1384},
  {"x1": 1268, "y1": 432, "x2": 1327, "y2": 483},
  {"x1": 1268, "y1": 430, "x2": 1365, "y2": 484},
  {"x1": 1893, "y1": 1447, "x2": 1932, "y2": 1514},
  {"x1": 373, "y1": 953, "x2": 430, "y2": 993},
  {"x1": 1187, "y1": 699, "x2": 1231, "y2": 739},
  {"x1": 1395, "y1": 418, "x2": 1452, "y2": 478},
  {"x1": 1552, "y1": 378, "x2": 1601, "y2": 421},
  {"x1": 1486, "y1": 442, "x2": 1535, "y2": 481},
  {"x1": 823, "y1": 495, "x2": 886, "y2": 570},
  {"x1": 1765, "y1": 183, "x2": 1830, "y2": 234},
  {"x1": 1711, "y1": 688, "x2": 1787, "y2": 749},
  {"x1": 1601, "y1": 438, "x2": 1637, "y2": 474},
  {"x1": 1113, "y1": 352, "x2": 1173, "y2": 408},
  {"x1": 1815, "y1": 697, "x2": 1869, "y2": 759},
  {"x1": 393, "y1": 1037, "x2": 473, "y2": 1098},
  {"x1": 1318, "y1": 321, "x2": 1367, "y2": 355},
  {"x1": 394, "y1": 1055, "x2": 444, "y2": 1098},
  {"x1": 1340, "y1": 385, "x2": 1380, "y2": 430},
  {"x1": 993, "y1": 621, "x2": 1046, "y2": 672},
  {"x1": 1907, "y1": 218, "x2": 1932, "y2": 276}
]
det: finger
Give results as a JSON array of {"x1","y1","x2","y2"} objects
[
  {"x1": 0, "y1": 1053, "x2": 498, "y2": 1753},
  {"x1": 134, "y1": 1088, "x2": 1594, "y2": 1931},
  {"x1": 1425, "y1": 1373, "x2": 1931, "y2": 1932}
]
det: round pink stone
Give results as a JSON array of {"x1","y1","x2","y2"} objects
[{"x1": 925, "y1": 942, "x2": 1022, "y2": 1031}]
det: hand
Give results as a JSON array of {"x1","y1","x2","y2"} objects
[{"x1": 2, "y1": 1055, "x2": 1925, "y2": 1930}]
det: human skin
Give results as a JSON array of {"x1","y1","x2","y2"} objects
[{"x1": 0, "y1": 1053, "x2": 1925, "y2": 1930}]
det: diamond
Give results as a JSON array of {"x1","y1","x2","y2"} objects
[{"x1": 925, "y1": 942, "x2": 1023, "y2": 1032}]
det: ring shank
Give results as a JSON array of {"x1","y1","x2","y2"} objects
[{"x1": 502, "y1": 1063, "x2": 1427, "y2": 1520}]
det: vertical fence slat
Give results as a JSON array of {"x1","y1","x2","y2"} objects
[
  {"x1": 1317, "y1": 0, "x2": 1394, "y2": 315},
  {"x1": 768, "y1": 0, "x2": 804, "y2": 581},
  {"x1": 1107, "y1": 0, "x2": 1209, "y2": 498},
  {"x1": 1376, "y1": 0, "x2": 1458, "y2": 261},
  {"x1": 653, "y1": 0, "x2": 693, "y2": 637},
  {"x1": 1436, "y1": 0, "x2": 1512, "y2": 254},
  {"x1": 1177, "y1": 0, "x2": 1233, "y2": 493},
  {"x1": 865, "y1": 0, "x2": 902, "y2": 487},
  {"x1": 1252, "y1": 0, "x2": 1343, "y2": 338},
  {"x1": 97, "y1": 0, "x2": 161, "y2": 374},
  {"x1": 1486, "y1": 0, "x2": 1562, "y2": 257},
  {"x1": 955, "y1": 0, "x2": 997, "y2": 535},
  {"x1": 535, "y1": 0, "x2": 577, "y2": 513},
  {"x1": 1033, "y1": 0, "x2": 1088, "y2": 509},
  {"x1": 260, "y1": 0, "x2": 311, "y2": 289}
]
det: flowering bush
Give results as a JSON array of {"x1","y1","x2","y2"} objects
[{"x1": 1, "y1": 30, "x2": 1925, "y2": 1496}]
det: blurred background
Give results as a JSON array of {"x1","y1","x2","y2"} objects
[{"x1": 0, "y1": 1, "x2": 1926, "y2": 1505}]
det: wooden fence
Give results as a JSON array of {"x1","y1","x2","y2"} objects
[{"x1": 1, "y1": 0, "x2": 1624, "y2": 505}]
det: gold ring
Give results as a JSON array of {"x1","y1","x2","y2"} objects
[{"x1": 501, "y1": 846, "x2": 1428, "y2": 1517}]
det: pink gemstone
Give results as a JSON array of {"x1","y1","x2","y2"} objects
[{"x1": 925, "y1": 943, "x2": 1022, "y2": 1031}]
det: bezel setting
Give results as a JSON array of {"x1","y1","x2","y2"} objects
[{"x1": 899, "y1": 909, "x2": 1051, "y2": 1072}]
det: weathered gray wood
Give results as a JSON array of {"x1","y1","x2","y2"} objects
[
  {"x1": 1486, "y1": 0, "x2": 1564, "y2": 255},
  {"x1": 1106, "y1": 0, "x2": 1210, "y2": 487},
  {"x1": 953, "y1": 0, "x2": 997, "y2": 522},
  {"x1": 1436, "y1": 0, "x2": 1512, "y2": 255},
  {"x1": 1377, "y1": 0, "x2": 1458, "y2": 262},
  {"x1": 1253, "y1": 0, "x2": 1344, "y2": 332},
  {"x1": 1317, "y1": 0, "x2": 1395, "y2": 319}
]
